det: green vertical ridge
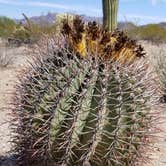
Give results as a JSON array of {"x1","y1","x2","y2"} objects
[{"x1": 102, "y1": 0, "x2": 119, "y2": 32}]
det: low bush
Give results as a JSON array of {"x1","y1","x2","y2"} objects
[
  {"x1": 0, "y1": 46, "x2": 14, "y2": 68},
  {"x1": 155, "y1": 48, "x2": 166, "y2": 101},
  {"x1": 127, "y1": 24, "x2": 166, "y2": 44},
  {"x1": 0, "y1": 16, "x2": 17, "y2": 38},
  {"x1": 0, "y1": 15, "x2": 58, "y2": 46}
]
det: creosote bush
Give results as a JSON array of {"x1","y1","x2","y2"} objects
[
  {"x1": 0, "y1": 15, "x2": 58, "y2": 46},
  {"x1": 0, "y1": 16, "x2": 17, "y2": 38},
  {"x1": 11, "y1": 18, "x2": 156, "y2": 166},
  {"x1": 127, "y1": 24, "x2": 166, "y2": 44}
]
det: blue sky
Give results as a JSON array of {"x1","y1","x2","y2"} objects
[{"x1": 0, "y1": 0, "x2": 165, "y2": 25}]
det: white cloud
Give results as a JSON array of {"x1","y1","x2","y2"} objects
[
  {"x1": 121, "y1": 0, "x2": 166, "y2": 5},
  {"x1": 0, "y1": 0, "x2": 76, "y2": 9},
  {"x1": 151, "y1": 0, "x2": 157, "y2": 6},
  {"x1": 0, "y1": 0, "x2": 102, "y2": 15},
  {"x1": 27, "y1": 2, "x2": 72, "y2": 10},
  {"x1": 120, "y1": 13, "x2": 166, "y2": 23},
  {"x1": 150, "y1": 0, "x2": 166, "y2": 6},
  {"x1": 0, "y1": 0, "x2": 23, "y2": 5},
  {"x1": 121, "y1": 0, "x2": 136, "y2": 2},
  {"x1": 28, "y1": 1, "x2": 102, "y2": 14}
]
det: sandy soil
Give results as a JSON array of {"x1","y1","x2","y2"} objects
[
  {"x1": 0, "y1": 42, "x2": 165, "y2": 165},
  {"x1": 142, "y1": 42, "x2": 166, "y2": 166},
  {"x1": 0, "y1": 45, "x2": 32, "y2": 165}
]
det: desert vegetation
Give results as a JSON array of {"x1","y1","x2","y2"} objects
[
  {"x1": 156, "y1": 48, "x2": 166, "y2": 94},
  {"x1": 0, "y1": 13, "x2": 166, "y2": 46},
  {"x1": 0, "y1": 0, "x2": 166, "y2": 166},
  {"x1": 0, "y1": 46, "x2": 14, "y2": 68},
  {"x1": 0, "y1": 17, "x2": 17, "y2": 38},
  {"x1": 127, "y1": 24, "x2": 166, "y2": 44},
  {"x1": 145, "y1": 43, "x2": 166, "y2": 102},
  {"x1": 0, "y1": 14, "x2": 57, "y2": 46}
]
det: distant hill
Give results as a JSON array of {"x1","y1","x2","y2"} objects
[
  {"x1": 15, "y1": 12, "x2": 57, "y2": 25},
  {"x1": 15, "y1": 12, "x2": 166, "y2": 30},
  {"x1": 158, "y1": 22, "x2": 166, "y2": 28}
]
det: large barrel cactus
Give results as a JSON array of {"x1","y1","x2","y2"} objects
[{"x1": 11, "y1": 18, "x2": 155, "y2": 165}]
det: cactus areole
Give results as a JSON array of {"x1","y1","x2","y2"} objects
[{"x1": 102, "y1": 0, "x2": 119, "y2": 32}]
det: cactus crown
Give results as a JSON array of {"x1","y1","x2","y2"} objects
[{"x1": 62, "y1": 16, "x2": 145, "y2": 63}]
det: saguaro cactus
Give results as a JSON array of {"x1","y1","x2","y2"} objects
[{"x1": 102, "y1": 0, "x2": 119, "y2": 32}]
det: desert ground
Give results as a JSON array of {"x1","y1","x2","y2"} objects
[
  {"x1": 0, "y1": 40, "x2": 33, "y2": 165},
  {"x1": 0, "y1": 40, "x2": 166, "y2": 165}
]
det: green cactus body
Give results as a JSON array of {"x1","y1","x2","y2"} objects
[
  {"x1": 12, "y1": 42, "x2": 153, "y2": 166},
  {"x1": 102, "y1": 0, "x2": 119, "y2": 32}
]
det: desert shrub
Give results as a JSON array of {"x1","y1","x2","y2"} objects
[
  {"x1": 11, "y1": 24, "x2": 41, "y2": 45},
  {"x1": 128, "y1": 24, "x2": 166, "y2": 44},
  {"x1": 39, "y1": 24, "x2": 57, "y2": 34},
  {"x1": 0, "y1": 15, "x2": 58, "y2": 46},
  {"x1": 0, "y1": 16, "x2": 17, "y2": 38},
  {"x1": 155, "y1": 48, "x2": 166, "y2": 101},
  {"x1": 144, "y1": 42, "x2": 166, "y2": 102},
  {"x1": 0, "y1": 16, "x2": 39, "y2": 45},
  {"x1": 0, "y1": 46, "x2": 14, "y2": 68},
  {"x1": 0, "y1": 14, "x2": 75, "y2": 45}
]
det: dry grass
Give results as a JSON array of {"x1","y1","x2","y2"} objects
[
  {"x1": 142, "y1": 41, "x2": 166, "y2": 92},
  {"x1": 0, "y1": 46, "x2": 15, "y2": 68},
  {"x1": 0, "y1": 39, "x2": 15, "y2": 68},
  {"x1": 156, "y1": 49, "x2": 166, "y2": 97}
]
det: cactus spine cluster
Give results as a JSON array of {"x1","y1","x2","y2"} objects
[{"x1": 102, "y1": 0, "x2": 119, "y2": 32}]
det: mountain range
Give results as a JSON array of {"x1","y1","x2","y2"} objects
[{"x1": 16, "y1": 12, "x2": 166, "y2": 30}]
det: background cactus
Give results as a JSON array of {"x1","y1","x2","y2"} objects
[
  {"x1": 11, "y1": 31, "x2": 155, "y2": 165},
  {"x1": 102, "y1": 0, "x2": 119, "y2": 32},
  {"x1": 55, "y1": 13, "x2": 75, "y2": 33}
]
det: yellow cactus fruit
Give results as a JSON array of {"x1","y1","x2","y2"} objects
[{"x1": 73, "y1": 33, "x2": 86, "y2": 58}]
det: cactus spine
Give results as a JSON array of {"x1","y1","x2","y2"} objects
[{"x1": 102, "y1": 0, "x2": 119, "y2": 32}]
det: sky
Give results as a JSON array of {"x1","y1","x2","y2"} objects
[{"x1": 0, "y1": 0, "x2": 165, "y2": 25}]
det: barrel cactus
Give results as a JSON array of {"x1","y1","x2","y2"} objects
[{"x1": 11, "y1": 17, "x2": 155, "y2": 165}]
